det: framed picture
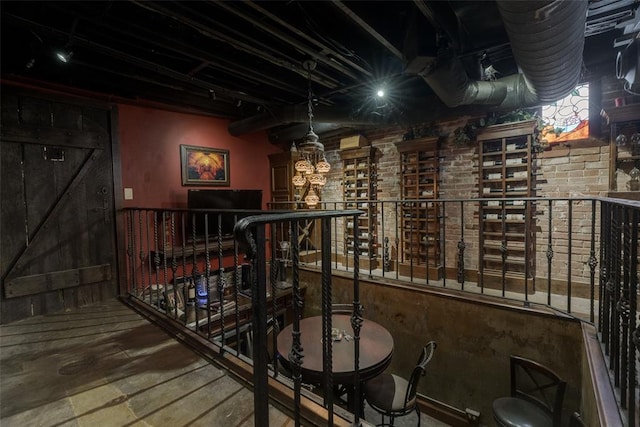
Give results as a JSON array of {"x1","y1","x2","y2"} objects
[{"x1": 180, "y1": 145, "x2": 230, "y2": 186}]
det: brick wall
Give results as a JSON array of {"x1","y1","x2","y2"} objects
[{"x1": 315, "y1": 73, "x2": 637, "y2": 286}]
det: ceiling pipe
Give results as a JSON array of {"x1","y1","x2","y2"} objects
[
  {"x1": 267, "y1": 122, "x2": 355, "y2": 144},
  {"x1": 129, "y1": 0, "x2": 341, "y2": 89},
  {"x1": 332, "y1": 1, "x2": 404, "y2": 60},
  {"x1": 244, "y1": 0, "x2": 373, "y2": 77},
  {"x1": 213, "y1": 1, "x2": 361, "y2": 81},
  {"x1": 3, "y1": 13, "x2": 274, "y2": 107},
  {"x1": 230, "y1": 0, "x2": 588, "y2": 136},
  {"x1": 228, "y1": 103, "x2": 391, "y2": 136},
  {"x1": 418, "y1": 0, "x2": 588, "y2": 109}
]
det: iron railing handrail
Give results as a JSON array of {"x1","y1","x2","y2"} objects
[{"x1": 122, "y1": 196, "x2": 639, "y2": 427}]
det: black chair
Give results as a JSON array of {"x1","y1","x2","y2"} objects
[
  {"x1": 363, "y1": 341, "x2": 437, "y2": 427},
  {"x1": 331, "y1": 303, "x2": 355, "y2": 314},
  {"x1": 569, "y1": 412, "x2": 586, "y2": 427},
  {"x1": 493, "y1": 355, "x2": 567, "y2": 427}
]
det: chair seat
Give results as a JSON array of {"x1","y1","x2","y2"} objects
[
  {"x1": 493, "y1": 397, "x2": 553, "y2": 427},
  {"x1": 364, "y1": 372, "x2": 414, "y2": 412}
]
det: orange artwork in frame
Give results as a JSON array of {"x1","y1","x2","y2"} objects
[{"x1": 180, "y1": 145, "x2": 230, "y2": 186}]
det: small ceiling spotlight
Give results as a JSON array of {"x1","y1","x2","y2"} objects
[
  {"x1": 56, "y1": 18, "x2": 78, "y2": 64},
  {"x1": 377, "y1": 89, "x2": 385, "y2": 98},
  {"x1": 55, "y1": 47, "x2": 73, "y2": 63}
]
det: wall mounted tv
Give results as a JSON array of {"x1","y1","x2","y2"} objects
[{"x1": 187, "y1": 189, "x2": 263, "y2": 240}]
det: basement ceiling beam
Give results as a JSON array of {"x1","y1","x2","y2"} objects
[
  {"x1": 212, "y1": 1, "x2": 361, "y2": 81},
  {"x1": 413, "y1": 0, "x2": 460, "y2": 50},
  {"x1": 3, "y1": 13, "x2": 273, "y2": 106},
  {"x1": 67, "y1": 6, "x2": 308, "y2": 100},
  {"x1": 331, "y1": 0, "x2": 404, "y2": 61},
  {"x1": 129, "y1": 0, "x2": 341, "y2": 90},
  {"x1": 71, "y1": 59, "x2": 241, "y2": 113},
  {"x1": 244, "y1": 0, "x2": 373, "y2": 78}
]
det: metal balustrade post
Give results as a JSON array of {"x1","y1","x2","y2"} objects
[
  {"x1": 425, "y1": 198, "x2": 430, "y2": 285},
  {"x1": 153, "y1": 212, "x2": 161, "y2": 308},
  {"x1": 334, "y1": 206, "x2": 339, "y2": 270},
  {"x1": 394, "y1": 201, "x2": 400, "y2": 280},
  {"x1": 217, "y1": 212, "x2": 227, "y2": 350},
  {"x1": 611, "y1": 206, "x2": 621, "y2": 384},
  {"x1": 321, "y1": 217, "x2": 334, "y2": 425},
  {"x1": 619, "y1": 207, "x2": 631, "y2": 407},
  {"x1": 162, "y1": 212, "x2": 169, "y2": 307},
  {"x1": 567, "y1": 201, "x2": 573, "y2": 313},
  {"x1": 251, "y1": 224, "x2": 269, "y2": 427},
  {"x1": 180, "y1": 213, "x2": 188, "y2": 326},
  {"x1": 145, "y1": 211, "x2": 153, "y2": 302},
  {"x1": 191, "y1": 212, "x2": 200, "y2": 333},
  {"x1": 269, "y1": 222, "x2": 280, "y2": 366},
  {"x1": 589, "y1": 200, "x2": 597, "y2": 323},
  {"x1": 204, "y1": 215, "x2": 212, "y2": 339},
  {"x1": 628, "y1": 209, "x2": 638, "y2": 424},
  {"x1": 457, "y1": 201, "x2": 466, "y2": 288},
  {"x1": 440, "y1": 201, "x2": 445, "y2": 287},
  {"x1": 351, "y1": 212, "x2": 363, "y2": 427},
  {"x1": 381, "y1": 201, "x2": 389, "y2": 274},
  {"x1": 601, "y1": 203, "x2": 612, "y2": 350},
  {"x1": 290, "y1": 218, "x2": 303, "y2": 427},
  {"x1": 524, "y1": 200, "x2": 530, "y2": 301},
  {"x1": 170, "y1": 212, "x2": 178, "y2": 319},
  {"x1": 501, "y1": 199, "x2": 507, "y2": 297},
  {"x1": 135, "y1": 211, "x2": 141, "y2": 295},
  {"x1": 547, "y1": 200, "x2": 553, "y2": 305},
  {"x1": 125, "y1": 210, "x2": 134, "y2": 295}
]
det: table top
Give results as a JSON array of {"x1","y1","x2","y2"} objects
[{"x1": 277, "y1": 314, "x2": 394, "y2": 385}]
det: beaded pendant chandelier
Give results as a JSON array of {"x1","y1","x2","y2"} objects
[{"x1": 291, "y1": 60, "x2": 330, "y2": 208}]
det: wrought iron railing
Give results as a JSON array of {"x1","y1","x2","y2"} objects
[{"x1": 122, "y1": 196, "x2": 639, "y2": 426}]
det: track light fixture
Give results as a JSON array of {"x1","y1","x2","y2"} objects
[
  {"x1": 55, "y1": 47, "x2": 73, "y2": 63},
  {"x1": 56, "y1": 18, "x2": 78, "y2": 64}
]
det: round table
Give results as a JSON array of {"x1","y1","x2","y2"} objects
[{"x1": 276, "y1": 314, "x2": 394, "y2": 386}]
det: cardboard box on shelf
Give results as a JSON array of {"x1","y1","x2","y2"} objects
[{"x1": 340, "y1": 135, "x2": 369, "y2": 150}]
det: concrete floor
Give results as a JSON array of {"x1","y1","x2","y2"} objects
[{"x1": 0, "y1": 298, "x2": 450, "y2": 427}]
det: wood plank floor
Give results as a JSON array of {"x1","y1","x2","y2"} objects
[{"x1": 0, "y1": 298, "x2": 293, "y2": 427}]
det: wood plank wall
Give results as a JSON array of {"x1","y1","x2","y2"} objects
[{"x1": 1, "y1": 86, "x2": 118, "y2": 323}]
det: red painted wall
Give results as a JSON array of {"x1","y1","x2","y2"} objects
[{"x1": 118, "y1": 104, "x2": 280, "y2": 209}]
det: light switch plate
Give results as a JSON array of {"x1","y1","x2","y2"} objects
[{"x1": 124, "y1": 188, "x2": 133, "y2": 200}]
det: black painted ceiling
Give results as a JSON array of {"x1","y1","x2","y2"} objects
[{"x1": 1, "y1": 1, "x2": 638, "y2": 141}]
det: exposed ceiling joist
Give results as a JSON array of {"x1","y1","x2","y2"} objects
[{"x1": 331, "y1": 0, "x2": 404, "y2": 61}]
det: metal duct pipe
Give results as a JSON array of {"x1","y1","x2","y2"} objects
[
  {"x1": 420, "y1": 0, "x2": 587, "y2": 109},
  {"x1": 496, "y1": 0, "x2": 588, "y2": 103},
  {"x1": 420, "y1": 52, "x2": 511, "y2": 107}
]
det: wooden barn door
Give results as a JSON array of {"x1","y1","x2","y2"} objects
[{"x1": 1, "y1": 87, "x2": 118, "y2": 324}]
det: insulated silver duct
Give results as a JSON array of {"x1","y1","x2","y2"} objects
[{"x1": 420, "y1": 0, "x2": 588, "y2": 108}]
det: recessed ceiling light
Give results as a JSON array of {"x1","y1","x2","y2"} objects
[{"x1": 377, "y1": 89, "x2": 385, "y2": 98}]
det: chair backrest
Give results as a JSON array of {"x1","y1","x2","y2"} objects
[
  {"x1": 331, "y1": 303, "x2": 365, "y2": 315},
  {"x1": 404, "y1": 341, "x2": 437, "y2": 408},
  {"x1": 510, "y1": 355, "x2": 567, "y2": 427},
  {"x1": 569, "y1": 412, "x2": 586, "y2": 427},
  {"x1": 331, "y1": 303, "x2": 354, "y2": 314}
]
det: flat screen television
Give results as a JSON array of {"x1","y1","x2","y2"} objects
[{"x1": 187, "y1": 189, "x2": 263, "y2": 241}]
